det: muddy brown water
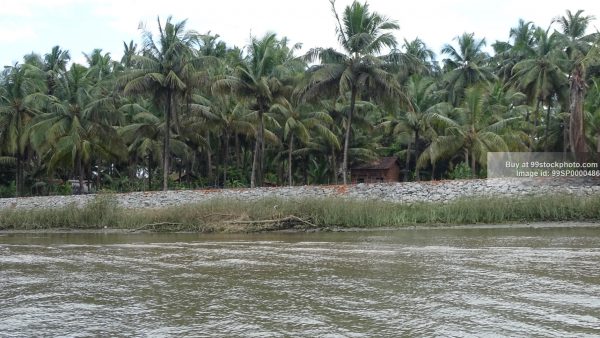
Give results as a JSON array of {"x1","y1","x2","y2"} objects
[{"x1": 1, "y1": 226, "x2": 599, "y2": 337}]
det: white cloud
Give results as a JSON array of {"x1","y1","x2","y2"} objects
[
  {"x1": 0, "y1": 0, "x2": 81, "y2": 17},
  {"x1": 2, "y1": 0, "x2": 600, "y2": 67},
  {"x1": 85, "y1": 0, "x2": 600, "y2": 59},
  {"x1": 0, "y1": 27, "x2": 36, "y2": 43},
  {"x1": 1, "y1": 2, "x2": 33, "y2": 17}
]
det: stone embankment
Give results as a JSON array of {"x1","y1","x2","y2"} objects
[{"x1": 1, "y1": 178, "x2": 599, "y2": 210}]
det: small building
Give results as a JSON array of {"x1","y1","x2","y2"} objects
[{"x1": 351, "y1": 156, "x2": 401, "y2": 184}]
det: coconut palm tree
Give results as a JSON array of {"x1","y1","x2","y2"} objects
[
  {"x1": 510, "y1": 20, "x2": 538, "y2": 55},
  {"x1": 84, "y1": 49, "x2": 115, "y2": 82},
  {"x1": 43, "y1": 46, "x2": 71, "y2": 96},
  {"x1": 298, "y1": 0, "x2": 400, "y2": 184},
  {"x1": 510, "y1": 27, "x2": 568, "y2": 150},
  {"x1": 553, "y1": 10, "x2": 597, "y2": 158},
  {"x1": 379, "y1": 75, "x2": 449, "y2": 180},
  {"x1": 493, "y1": 19, "x2": 537, "y2": 82},
  {"x1": 198, "y1": 33, "x2": 228, "y2": 58},
  {"x1": 207, "y1": 96, "x2": 255, "y2": 185},
  {"x1": 121, "y1": 41, "x2": 138, "y2": 69},
  {"x1": 553, "y1": 10, "x2": 596, "y2": 60},
  {"x1": 419, "y1": 86, "x2": 522, "y2": 176},
  {"x1": 30, "y1": 64, "x2": 126, "y2": 193},
  {"x1": 271, "y1": 101, "x2": 338, "y2": 185},
  {"x1": 386, "y1": 38, "x2": 437, "y2": 81},
  {"x1": 402, "y1": 38, "x2": 436, "y2": 71},
  {"x1": 0, "y1": 63, "x2": 47, "y2": 196},
  {"x1": 441, "y1": 33, "x2": 496, "y2": 105},
  {"x1": 119, "y1": 104, "x2": 173, "y2": 190},
  {"x1": 585, "y1": 79, "x2": 600, "y2": 152},
  {"x1": 120, "y1": 16, "x2": 200, "y2": 191},
  {"x1": 304, "y1": 99, "x2": 347, "y2": 183},
  {"x1": 212, "y1": 33, "x2": 299, "y2": 187}
]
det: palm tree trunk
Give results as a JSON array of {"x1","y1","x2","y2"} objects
[
  {"x1": 563, "y1": 116, "x2": 569, "y2": 157},
  {"x1": 251, "y1": 134, "x2": 259, "y2": 188},
  {"x1": 163, "y1": 92, "x2": 173, "y2": 191},
  {"x1": 569, "y1": 64, "x2": 587, "y2": 162},
  {"x1": 251, "y1": 109, "x2": 265, "y2": 188},
  {"x1": 278, "y1": 161, "x2": 284, "y2": 186},
  {"x1": 190, "y1": 153, "x2": 196, "y2": 188},
  {"x1": 331, "y1": 147, "x2": 338, "y2": 185},
  {"x1": 15, "y1": 155, "x2": 22, "y2": 197},
  {"x1": 20, "y1": 155, "x2": 25, "y2": 196},
  {"x1": 223, "y1": 131, "x2": 230, "y2": 186},
  {"x1": 128, "y1": 157, "x2": 136, "y2": 180},
  {"x1": 77, "y1": 152, "x2": 84, "y2": 195},
  {"x1": 471, "y1": 152, "x2": 476, "y2": 178},
  {"x1": 288, "y1": 134, "x2": 294, "y2": 186},
  {"x1": 235, "y1": 134, "x2": 241, "y2": 168},
  {"x1": 147, "y1": 154, "x2": 153, "y2": 191},
  {"x1": 342, "y1": 86, "x2": 357, "y2": 185},
  {"x1": 215, "y1": 136, "x2": 221, "y2": 187},
  {"x1": 88, "y1": 163, "x2": 93, "y2": 193},
  {"x1": 414, "y1": 129, "x2": 420, "y2": 181},
  {"x1": 404, "y1": 141, "x2": 411, "y2": 182},
  {"x1": 15, "y1": 154, "x2": 23, "y2": 197},
  {"x1": 531, "y1": 100, "x2": 540, "y2": 151},
  {"x1": 242, "y1": 146, "x2": 247, "y2": 175},
  {"x1": 544, "y1": 103, "x2": 552, "y2": 151},
  {"x1": 260, "y1": 112, "x2": 266, "y2": 186},
  {"x1": 206, "y1": 131, "x2": 213, "y2": 181},
  {"x1": 178, "y1": 162, "x2": 182, "y2": 184},
  {"x1": 303, "y1": 160, "x2": 308, "y2": 185},
  {"x1": 525, "y1": 108, "x2": 532, "y2": 151}
]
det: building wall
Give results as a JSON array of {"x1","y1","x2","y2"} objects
[
  {"x1": 384, "y1": 165, "x2": 401, "y2": 182},
  {"x1": 351, "y1": 170, "x2": 381, "y2": 184},
  {"x1": 352, "y1": 165, "x2": 401, "y2": 184}
]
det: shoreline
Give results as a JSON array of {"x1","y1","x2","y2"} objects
[
  {"x1": 1, "y1": 192, "x2": 600, "y2": 233},
  {"x1": 1, "y1": 178, "x2": 599, "y2": 211},
  {"x1": 1, "y1": 221, "x2": 599, "y2": 235}
]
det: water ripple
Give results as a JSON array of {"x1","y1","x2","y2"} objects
[{"x1": 0, "y1": 228, "x2": 599, "y2": 336}]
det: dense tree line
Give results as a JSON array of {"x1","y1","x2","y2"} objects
[{"x1": 1, "y1": 1, "x2": 599, "y2": 196}]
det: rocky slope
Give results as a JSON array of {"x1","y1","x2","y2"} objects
[{"x1": 1, "y1": 178, "x2": 598, "y2": 210}]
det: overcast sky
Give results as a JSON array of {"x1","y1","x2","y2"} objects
[{"x1": 1, "y1": 0, "x2": 599, "y2": 67}]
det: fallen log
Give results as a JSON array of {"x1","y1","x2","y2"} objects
[{"x1": 224, "y1": 215, "x2": 317, "y2": 229}]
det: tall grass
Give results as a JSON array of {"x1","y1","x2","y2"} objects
[{"x1": 1, "y1": 194, "x2": 599, "y2": 231}]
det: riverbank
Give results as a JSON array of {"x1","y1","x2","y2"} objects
[
  {"x1": 1, "y1": 193, "x2": 599, "y2": 232},
  {"x1": 1, "y1": 177, "x2": 599, "y2": 211},
  {"x1": 2, "y1": 221, "x2": 599, "y2": 235}
]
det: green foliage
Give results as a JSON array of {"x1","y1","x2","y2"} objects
[
  {"x1": 442, "y1": 33, "x2": 496, "y2": 105},
  {"x1": 0, "y1": 183, "x2": 16, "y2": 198},
  {"x1": 223, "y1": 167, "x2": 249, "y2": 187},
  {"x1": 55, "y1": 182, "x2": 72, "y2": 195},
  {"x1": 0, "y1": 6, "x2": 600, "y2": 192},
  {"x1": 447, "y1": 162, "x2": 473, "y2": 180},
  {"x1": 2, "y1": 194, "x2": 600, "y2": 231},
  {"x1": 0, "y1": 195, "x2": 117, "y2": 230}
]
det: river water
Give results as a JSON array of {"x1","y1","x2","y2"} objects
[{"x1": 1, "y1": 226, "x2": 599, "y2": 337}]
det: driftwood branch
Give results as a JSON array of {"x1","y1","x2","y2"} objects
[
  {"x1": 131, "y1": 222, "x2": 183, "y2": 232},
  {"x1": 224, "y1": 215, "x2": 317, "y2": 228},
  {"x1": 200, "y1": 213, "x2": 235, "y2": 219},
  {"x1": 128, "y1": 215, "x2": 317, "y2": 232}
]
